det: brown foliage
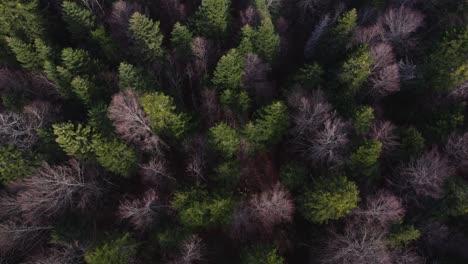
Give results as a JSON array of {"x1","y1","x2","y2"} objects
[
  {"x1": 108, "y1": 89, "x2": 166, "y2": 153},
  {"x1": 118, "y1": 189, "x2": 160, "y2": 231},
  {"x1": 17, "y1": 160, "x2": 103, "y2": 222}
]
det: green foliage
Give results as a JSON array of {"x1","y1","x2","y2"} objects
[
  {"x1": 339, "y1": 46, "x2": 373, "y2": 94},
  {"x1": 209, "y1": 122, "x2": 240, "y2": 158},
  {"x1": 354, "y1": 106, "x2": 374, "y2": 135},
  {"x1": 220, "y1": 89, "x2": 250, "y2": 113},
  {"x1": 349, "y1": 140, "x2": 382, "y2": 179},
  {"x1": 84, "y1": 233, "x2": 135, "y2": 264},
  {"x1": 90, "y1": 26, "x2": 117, "y2": 60},
  {"x1": 300, "y1": 176, "x2": 360, "y2": 224},
  {"x1": 213, "y1": 160, "x2": 240, "y2": 189},
  {"x1": 399, "y1": 127, "x2": 425, "y2": 158},
  {"x1": 53, "y1": 123, "x2": 94, "y2": 158},
  {"x1": 244, "y1": 101, "x2": 289, "y2": 151},
  {"x1": 128, "y1": 12, "x2": 164, "y2": 62},
  {"x1": 5, "y1": 36, "x2": 41, "y2": 70},
  {"x1": 212, "y1": 49, "x2": 243, "y2": 90},
  {"x1": 171, "y1": 22, "x2": 193, "y2": 55},
  {"x1": 293, "y1": 63, "x2": 324, "y2": 87},
  {"x1": 92, "y1": 136, "x2": 137, "y2": 177},
  {"x1": 333, "y1": 9, "x2": 357, "y2": 44},
  {"x1": 387, "y1": 224, "x2": 421, "y2": 248},
  {"x1": 140, "y1": 92, "x2": 189, "y2": 138},
  {"x1": 61, "y1": 48, "x2": 97, "y2": 76},
  {"x1": 193, "y1": 0, "x2": 230, "y2": 38},
  {"x1": 238, "y1": 19, "x2": 280, "y2": 62},
  {"x1": 425, "y1": 103, "x2": 465, "y2": 141},
  {"x1": 118, "y1": 62, "x2": 154, "y2": 91},
  {"x1": 71, "y1": 76, "x2": 93, "y2": 105},
  {"x1": 429, "y1": 26, "x2": 468, "y2": 91},
  {"x1": 443, "y1": 177, "x2": 468, "y2": 217},
  {"x1": 280, "y1": 163, "x2": 308, "y2": 192},
  {"x1": 34, "y1": 38, "x2": 54, "y2": 62},
  {"x1": 241, "y1": 245, "x2": 284, "y2": 264},
  {"x1": 0, "y1": 0, "x2": 44, "y2": 40},
  {"x1": 62, "y1": 1, "x2": 96, "y2": 39},
  {"x1": 173, "y1": 187, "x2": 234, "y2": 229},
  {"x1": 88, "y1": 104, "x2": 114, "y2": 135},
  {"x1": 0, "y1": 145, "x2": 32, "y2": 184}
]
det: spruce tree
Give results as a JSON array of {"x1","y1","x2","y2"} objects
[
  {"x1": 349, "y1": 140, "x2": 382, "y2": 179},
  {"x1": 5, "y1": 37, "x2": 41, "y2": 70},
  {"x1": 84, "y1": 233, "x2": 136, "y2": 264},
  {"x1": 52, "y1": 123, "x2": 94, "y2": 158},
  {"x1": 171, "y1": 22, "x2": 193, "y2": 56},
  {"x1": 118, "y1": 62, "x2": 154, "y2": 91},
  {"x1": 70, "y1": 76, "x2": 94, "y2": 105},
  {"x1": 339, "y1": 46, "x2": 373, "y2": 95},
  {"x1": 212, "y1": 49, "x2": 243, "y2": 90},
  {"x1": 92, "y1": 135, "x2": 137, "y2": 177},
  {"x1": 62, "y1": 1, "x2": 96, "y2": 39},
  {"x1": 354, "y1": 106, "x2": 374, "y2": 135},
  {"x1": 0, "y1": 0, "x2": 44, "y2": 40},
  {"x1": 209, "y1": 122, "x2": 240, "y2": 158},
  {"x1": 128, "y1": 12, "x2": 164, "y2": 62},
  {"x1": 193, "y1": 0, "x2": 230, "y2": 39},
  {"x1": 0, "y1": 145, "x2": 33, "y2": 184}
]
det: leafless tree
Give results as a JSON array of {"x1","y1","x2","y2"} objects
[
  {"x1": 397, "y1": 148, "x2": 453, "y2": 199},
  {"x1": 107, "y1": 0, "x2": 143, "y2": 40},
  {"x1": 369, "y1": 121, "x2": 400, "y2": 154},
  {"x1": 398, "y1": 58, "x2": 417, "y2": 81},
  {"x1": 369, "y1": 63, "x2": 401, "y2": 98},
  {"x1": 321, "y1": 220, "x2": 392, "y2": 264},
  {"x1": 0, "y1": 111, "x2": 38, "y2": 151},
  {"x1": 447, "y1": 80, "x2": 468, "y2": 102},
  {"x1": 0, "y1": 192, "x2": 20, "y2": 221},
  {"x1": 231, "y1": 203, "x2": 257, "y2": 240},
  {"x1": 139, "y1": 158, "x2": 175, "y2": 187},
  {"x1": 242, "y1": 54, "x2": 272, "y2": 102},
  {"x1": 0, "y1": 221, "x2": 50, "y2": 259},
  {"x1": 355, "y1": 24, "x2": 384, "y2": 45},
  {"x1": 171, "y1": 235, "x2": 204, "y2": 264},
  {"x1": 17, "y1": 160, "x2": 103, "y2": 222},
  {"x1": 378, "y1": 6, "x2": 424, "y2": 48},
  {"x1": 23, "y1": 100, "x2": 57, "y2": 128},
  {"x1": 184, "y1": 135, "x2": 209, "y2": 181},
  {"x1": 80, "y1": 0, "x2": 105, "y2": 16},
  {"x1": 371, "y1": 43, "x2": 396, "y2": 72},
  {"x1": 304, "y1": 14, "x2": 330, "y2": 59},
  {"x1": 247, "y1": 183, "x2": 294, "y2": 234},
  {"x1": 354, "y1": 190, "x2": 405, "y2": 228},
  {"x1": 240, "y1": 6, "x2": 260, "y2": 27},
  {"x1": 23, "y1": 243, "x2": 84, "y2": 264},
  {"x1": 445, "y1": 132, "x2": 468, "y2": 168},
  {"x1": 200, "y1": 88, "x2": 222, "y2": 126},
  {"x1": 390, "y1": 248, "x2": 424, "y2": 264},
  {"x1": 108, "y1": 90, "x2": 166, "y2": 154},
  {"x1": 191, "y1": 37, "x2": 213, "y2": 79},
  {"x1": 118, "y1": 189, "x2": 161, "y2": 231}
]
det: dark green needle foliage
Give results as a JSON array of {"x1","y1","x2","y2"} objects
[
  {"x1": 84, "y1": 233, "x2": 136, "y2": 264},
  {"x1": 92, "y1": 135, "x2": 137, "y2": 177},
  {"x1": 62, "y1": 1, "x2": 96, "y2": 39},
  {"x1": 192, "y1": 0, "x2": 230, "y2": 39},
  {"x1": 128, "y1": 12, "x2": 164, "y2": 62},
  {"x1": 241, "y1": 245, "x2": 284, "y2": 264},
  {"x1": 209, "y1": 122, "x2": 240, "y2": 158},
  {"x1": 349, "y1": 140, "x2": 382, "y2": 180},
  {"x1": 0, "y1": 145, "x2": 33, "y2": 185}
]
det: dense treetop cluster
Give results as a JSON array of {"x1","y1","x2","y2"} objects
[{"x1": 0, "y1": 0, "x2": 467, "y2": 263}]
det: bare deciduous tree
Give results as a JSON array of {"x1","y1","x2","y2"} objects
[
  {"x1": 0, "y1": 193, "x2": 20, "y2": 221},
  {"x1": 118, "y1": 189, "x2": 160, "y2": 231},
  {"x1": 23, "y1": 243, "x2": 84, "y2": 264},
  {"x1": 23, "y1": 100, "x2": 57, "y2": 128},
  {"x1": 0, "y1": 111, "x2": 37, "y2": 151},
  {"x1": 390, "y1": 248, "x2": 424, "y2": 264},
  {"x1": 231, "y1": 203, "x2": 256, "y2": 240},
  {"x1": 171, "y1": 235, "x2": 204, "y2": 264},
  {"x1": 242, "y1": 54, "x2": 272, "y2": 102},
  {"x1": 247, "y1": 183, "x2": 295, "y2": 234},
  {"x1": 354, "y1": 190, "x2": 405, "y2": 228},
  {"x1": 369, "y1": 121, "x2": 400, "y2": 154},
  {"x1": 321, "y1": 220, "x2": 392, "y2": 264},
  {"x1": 355, "y1": 24, "x2": 384, "y2": 45},
  {"x1": 108, "y1": 90, "x2": 166, "y2": 153},
  {"x1": 17, "y1": 160, "x2": 103, "y2": 222},
  {"x1": 240, "y1": 6, "x2": 260, "y2": 27},
  {"x1": 107, "y1": 0, "x2": 143, "y2": 40},
  {"x1": 445, "y1": 132, "x2": 468, "y2": 168},
  {"x1": 191, "y1": 37, "x2": 213, "y2": 79},
  {"x1": 304, "y1": 14, "x2": 330, "y2": 59},
  {"x1": 0, "y1": 221, "x2": 50, "y2": 258},
  {"x1": 371, "y1": 43, "x2": 396, "y2": 72},
  {"x1": 184, "y1": 135, "x2": 209, "y2": 181},
  {"x1": 397, "y1": 149, "x2": 453, "y2": 199},
  {"x1": 200, "y1": 88, "x2": 222, "y2": 126},
  {"x1": 398, "y1": 59, "x2": 417, "y2": 81},
  {"x1": 378, "y1": 6, "x2": 424, "y2": 48},
  {"x1": 139, "y1": 158, "x2": 174, "y2": 187},
  {"x1": 369, "y1": 63, "x2": 400, "y2": 98}
]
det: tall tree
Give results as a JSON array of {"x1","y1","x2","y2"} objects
[
  {"x1": 192, "y1": 0, "x2": 230, "y2": 39},
  {"x1": 128, "y1": 12, "x2": 164, "y2": 62}
]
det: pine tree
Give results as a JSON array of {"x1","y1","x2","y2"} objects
[
  {"x1": 171, "y1": 22, "x2": 193, "y2": 56},
  {"x1": 52, "y1": 123, "x2": 94, "y2": 158},
  {"x1": 252, "y1": 18, "x2": 280, "y2": 63},
  {"x1": 220, "y1": 89, "x2": 250, "y2": 114},
  {"x1": 300, "y1": 176, "x2": 360, "y2": 224},
  {"x1": 70, "y1": 76, "x2": 94, "y2": 105},
  {"x1": 349, "y1": 140, "x2": 382, "y2": 179},
  {"x1": 140, "y1": 92, "x2": 189, "y2": 138},
  {"x1": 118, "y1": 62, "x2": 154, "y2": 91},
  {"x1": 212, "y1": 49, "x2": 243, "y2": 90},
  {"x1": 128, "y1": 12, "x2": 164, "y2": 62},
  {"x1": 193, "y1": 0, "x2": 230, "y2": 39},
  {"x1": 90, "y1": 26, "x2": 117, "y2": 61},
  {"x1": 34, "y1": 38, "x2": 54, "y2": 62},
  {"x1": 332, "y1": 8, "x2": 357, "y2": 45},
  {"x1": 339, "y1": 46, "x2": 373, "y2": 94},
  {"x1": 0, "y1": 145, "x2": 33, "y2": 184},
  {"x1": 0, "y1": 0, "x2": 44, "y2": 41},
  {"x1": 62, "y1": 1, "x2": 96, "y2": 39},
  {"x1": 209, "y1": 122, "x2": 240, "y2": 158},
  {"x1": 293, "y1": 63, "x2": 324, "y2": 87},
  {"x1": 354, "y1": 106, "x2": 374, "y2": 135},
  {"x1": 92, "y1": 135, "x2": 137, "y2": 177},
  {"x1": 241, "y1": 245, "x2": 284, "y2": 264},
  {"x1": 244, "y1": 101, "x2": 289, "y2": 151},
  {"x1": 61, "y1": 48, "x2": 97, "y2": 76},
  {"x1": 5, "y1": 37, "x2": 41, "y2": 70},
  {"x1": 84, "y1": 233, "x2": 136, "y2": 264}
]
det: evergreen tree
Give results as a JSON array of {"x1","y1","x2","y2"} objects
[
  {"x1": 52, "y1": 123, "x2": 94, "y2": 158},
  {"x1": 332, "y1": 8, "x2": 357, "y2": 45},
  {"x1": 354, "y1": 106, "x2": 374, "y2": 135},
  {"x1": 5, "y1": 37, "x2": 41, "y2": 70},
  {"x1": 339, "y1": 46, "x2": 373, "y2": 95},
  {"x1": 220, "y1": 89, "x2": 250, "y2": 114},
  {"x1": 212, "y1": 49, "x2": 243, "y2": 90},
  {"x1": 0, "y1": 0, "x2": 44, "y2": 40},
  {"x1": 70, "y1": 76, "x2": 94, "y2": 105},
  {"x1": 90, "y1": 26, "x2": 117, "y2": 61},
  {"x1": 241, "y1": 245, "x2": 284, "y2": 264},
  {"x1": 34, "y1": 38, "x2": 54, "y2": 63},
  {"x1": 61, "y1": 48, "x2": 97, "y2": 76},
  {"x1": 238, "y1": 19, "x2": 280, "y2": 63},
  {"x1": 400, "y1": 127, "x2": 425, "y2": 159},
  {"x1": 244, "y1": 101, "x2": 289, "y2": 151},
  {"x1": 387, "y1": 224, "x2": 421, "y2": 248},
  {"x1": 193, "y1": 0, "x2": 230, "y2": 39},
  {"x1": 84, "y1": 233, "x2": 136, "y2": 264},
  {"x1": 349, "y1": 140, "x2": 382, "y2": 179},
  {"x1": 92, "y1": 135, "x2": 137, "y2": 177},
  {"x1": 293, "y1": 63, "x2": 324, "y2": 87},
  {"x1": 300, "y1": 176, "x2": 360, "y2": 224},
  {"x1": 443, "y1": 177, "x2": 468, "y2": 217},
  {"x1": 209, "y1": 122, "x2": 240, "y2": 158},
  {"x1": 62, "y1": 1, "x2": 96, "y2": 39},
  {"x1": 0, "y1": 145, "x2": 33, "y2": 184},
  {"x1": 140, "y1": 92, "x2": 189, "y2": 138},
  {"x1": 118, "y1": 62, "x2": 154, "y2": 91},
  {"x1": 128, "y1": 12, "x2": 164, "y2": 62},
  {"x1": 171, "y1": 22, "x2": 193, "y2": 56}
]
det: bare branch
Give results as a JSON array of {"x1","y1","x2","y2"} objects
[
  {"x1": 118, "y1": 189, "x2": 160, "y2": 231},
  {"x1": 369, "y1": 121, "x2": 400, "y2": 154}
]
